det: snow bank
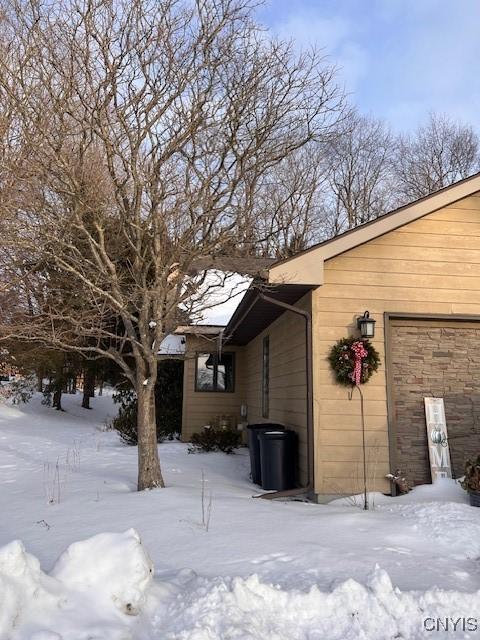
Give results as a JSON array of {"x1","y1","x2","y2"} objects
[
  {"x1": 377, "y1": 501, "x2": 480, "y2": 559},
  {"x1": 331, "y1": 477, "x2": 468, "y2": 508},
  {"x1": 52, "y1": 528, "x2": 153, "y2": 616},
  {"x1": 0, "y1": 540, "x2": 52, "y2": 637},
  {"x1": 156, "y1": 568, "x2": 480, "y2": 640},
  {"x1": 2, "y1": 531, "x2": 480, "y2": 639},
  {"x1": 0, "y1": 530, "x2": 154, "y2": 640}
]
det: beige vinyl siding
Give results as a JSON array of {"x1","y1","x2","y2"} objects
[
  {"x1": 181, "y1": 299, "x2": 311, "y2": 487},
  {"x1": 181, "y1": 336, "x2": 245, "y2": 441},
  {"x1": 313, "y1": 193, "x2": 480, "y2": 496},
  {"x1": 244, "y1": 293, "x2": 311, "y2": 486}
]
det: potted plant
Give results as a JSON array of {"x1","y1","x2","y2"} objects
[{"x1": 460, "y1": 455, "x2": 480, "y2": 507}]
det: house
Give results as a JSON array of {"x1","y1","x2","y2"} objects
[{"x1": 180, "y1": 174, "x2": 480, "y2": 501}]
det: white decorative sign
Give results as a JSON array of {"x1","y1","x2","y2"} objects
[{"x1": 424, "y1": 397, "x2": 452, "y2": 480}]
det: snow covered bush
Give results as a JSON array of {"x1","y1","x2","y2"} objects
[
  {"x1": 189, "y1": 426, "x2": 241, "y2": 454},
  {"x1": 0, "y1": 374, "x2": 37, "y2": 405},
  {"x1": 41, "y1": 388, "x2": 52, "y2": 406},
  {"x1": 0, "y1": 383, "x2": 9, "y2": 403}
]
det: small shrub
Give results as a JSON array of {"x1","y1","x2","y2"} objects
[
  {"x1": 386, "y1": 469, "x2": 411, "y2": 495},
  {"x1": 111, "y1": 403, "x2": 139, "y2": 445},
  {"x1": 461, "y1": 455, "x2": 480, "y2": 493},
  {"x1": 189, "y1": 426, "x2": 241, "y2": 454},
  {"x1": 217, "y1": 428, "x2": 241, "y2": 453},
  {"x1": 111, "y1": 387, "x2": 166, "y2": 446},
  {"x1": 190, "y1": 426, "x2": 218, "y2": 452}
]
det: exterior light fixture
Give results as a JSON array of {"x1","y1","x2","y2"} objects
[{"x1": 357, "y1": 311, "x2": 376, "y2": 339}]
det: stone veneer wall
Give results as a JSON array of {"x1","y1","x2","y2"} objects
[{"x1": 391, "y1": 321, "x2": 480, "y2": 485}]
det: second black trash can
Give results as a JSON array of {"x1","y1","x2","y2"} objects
[
  {"x1": 247, "y1": 423, "x2": 285, "y2": 485},
  {"x1": 259, "y1": 430, "x2": 297, "y2": 491}
]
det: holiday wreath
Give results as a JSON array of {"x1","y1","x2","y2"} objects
[{"x1": 328, "y1": 337, "x2": 380, "y2": 386}]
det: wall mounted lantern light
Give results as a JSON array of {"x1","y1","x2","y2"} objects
[{"x1": 357, "y1": 311, "x2": 376, "y2": 339}]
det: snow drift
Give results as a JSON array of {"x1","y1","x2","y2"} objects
[
  {"x1": 1, "y1": 531, "x2": 480, "y2": 640},
  {"x1": 51, "y1": 529, "x2": 153, "y2": 616},
  {"x1": 0, "y1": 529, "x2": 154, "y2": 640}
]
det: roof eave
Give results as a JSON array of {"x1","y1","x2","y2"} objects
[{"x1": 224, "y1": 283, "x2": 315, "y2": 345}]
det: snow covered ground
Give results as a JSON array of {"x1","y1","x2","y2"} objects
[{"x1": 0, "y1": 393, "x2": 479, "y2": 639}]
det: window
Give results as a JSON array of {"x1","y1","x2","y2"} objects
[
  {"x1": 262, "y1": 336, "x2": 269, "y2": 418},
  {"x1": 195, "y1": 352, "x2": 235, "y2": 392}
]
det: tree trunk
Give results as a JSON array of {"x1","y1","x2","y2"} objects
[
  {"x1": 136, "y1": 381, "x2": 164, "y2": 490},
  {"x1": 82, "y1": 367, "x2": 95, "y2": 409},
  {"x1": 53, "y1": 388, "x2": 63, "y2": 411}
]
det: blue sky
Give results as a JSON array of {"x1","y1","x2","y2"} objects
[{"x1": 258, "y1": 0, "x2": 480, "y2": 132}]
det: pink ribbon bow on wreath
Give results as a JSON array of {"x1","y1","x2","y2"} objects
[{"x1": 351, "y1": 340, "x2": 368, "y2": 386}]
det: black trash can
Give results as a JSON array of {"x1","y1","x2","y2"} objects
[
  {"x1": 259, "y1": 430, "x2": 297, "y2": 491},
  {"x1": 247, "y1": 423, "x2": 285, "y2": 485}
]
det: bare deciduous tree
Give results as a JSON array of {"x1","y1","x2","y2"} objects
[
  {"x1": 249, "y1": 145, "x2": 328, "y2": 258},
  {"x1": 0, "y1": 0, "x2": 343, "y2": 490},
  {"x1": 322, "y1": 110, "x2": 394, "y2": 232},
  {"x1": 393, "y1": 112, "x2": 480, "y2": 202}
]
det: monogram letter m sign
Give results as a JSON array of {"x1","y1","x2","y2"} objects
[{"x1": 424, "y1": 397, "x2": 452, "y2": 481}]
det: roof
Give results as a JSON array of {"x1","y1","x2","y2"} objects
[
  {"x1": 225, "y1": 284, "x2": 314, "y2": 345},
  {"x1": 186, "y1": 256, "x2": 274, "y2": 277},
  {"x1": 269, "y1": 172, "x2": 480, "y2": 285},
  {"x1": 175, "y1": 325, "x2": 225, "y2": 336}
]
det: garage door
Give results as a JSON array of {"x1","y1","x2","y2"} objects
[{"x1": 390, "y1": 319, "x2": 480, "y2": 486}]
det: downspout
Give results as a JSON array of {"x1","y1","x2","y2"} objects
[{"x1": 257, "y1": 293, "x2": 315, "y2": 499}]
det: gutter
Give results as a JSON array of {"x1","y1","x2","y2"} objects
[{"x1": 256, "y1": 293, "x2": 315, "y2": 500}]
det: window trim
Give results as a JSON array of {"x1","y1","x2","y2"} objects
[
  {"x1": 194, "y1": 351, "x2": 236, "y2": 393},
  {"x1": 262, "y1": 335, "x2": 269, "y2": 418}
]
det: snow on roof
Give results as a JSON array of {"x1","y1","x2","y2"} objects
[
  {"x1": 175, "y1": 325, "x2": 224, "y2": 336},
  {"x1": 158, "y1": 334, "x2": 186, "y2": 355},
  {"x1": 190, "y1": 272, "x2": 252, "y2": 326}
]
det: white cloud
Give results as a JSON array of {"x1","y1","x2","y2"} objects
[
  {"x1": 357, "y1": 0, "x2": 480, "y2": 131},
  {"x1": 271, "y1": 13, "x2": 350, "y2": 51},
  {"x1": 262, "y1": 9, "x2": 369, "y2": 94},
  {"x1": 260, "y1": 0, "x2": 480, "y2": 132}
]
